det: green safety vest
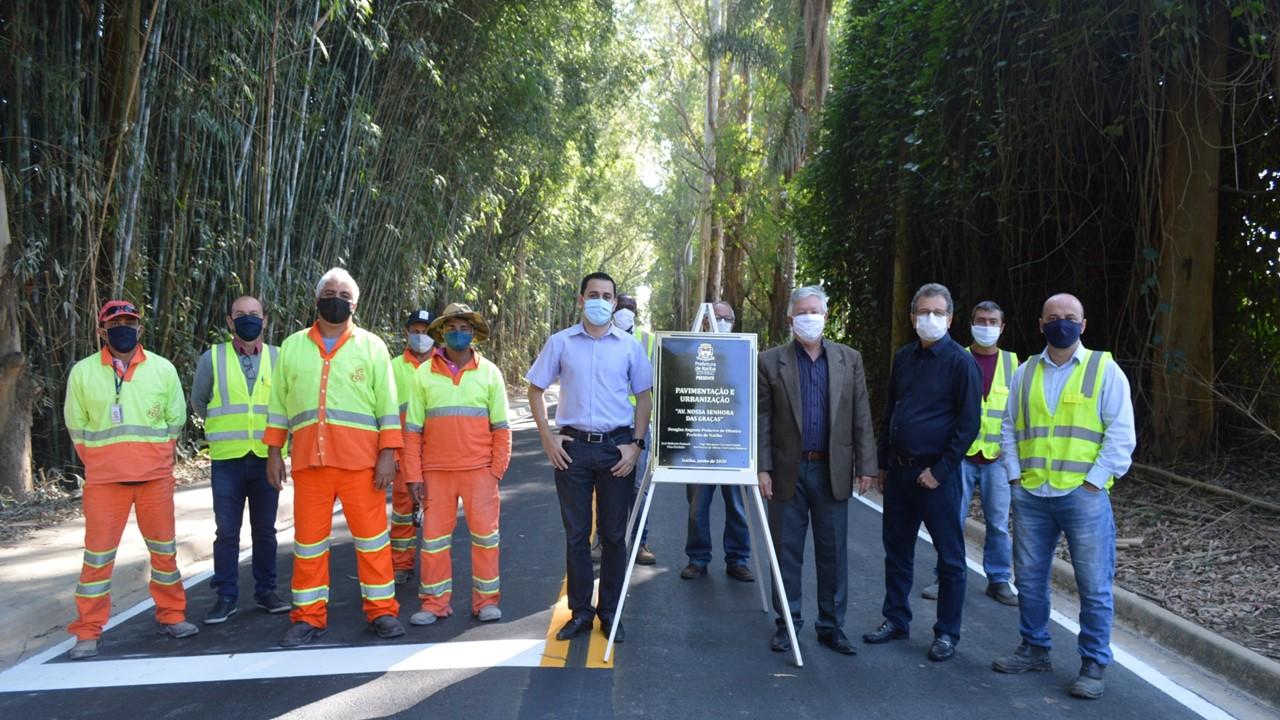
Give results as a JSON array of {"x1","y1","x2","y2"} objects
[
  {"x1": 1015, "y1": 349, "x2": 1113, "y2": 492},
  {"x1": 966, "y1": 348, "x2": 1017, "y2": 460},
  {"x1": 628, "y1": 329, "x2": 656, "y2": 407},
  {"x1": 391, "y1": 352, "x2": 423, "y2": 420},
  {"x1": 204, "y1": 342, "x2": 278, "y2": 460}
]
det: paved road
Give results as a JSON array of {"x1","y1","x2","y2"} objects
[{"x1": 0, "y1": 420, "x2": 1226, "y2": 718}]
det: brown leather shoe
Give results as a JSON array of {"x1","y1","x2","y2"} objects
[
  {"x1": 636, "y1": 545, "x2": 656, "y2": 565},
  {"x1": 679, "y1": 563, "x2": 707, "y2": 579},
  {"x1": 726, "y1": 564, "x2": 755, "y2": 582}
]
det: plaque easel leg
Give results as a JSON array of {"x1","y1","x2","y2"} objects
[
  {"x1": 625, "y1": 460, "x2": 653, "y2": 548},
  {"x1": 750, "y1": 484, "x2": 803, "y2": 667},
  {"x1": 604, "y1": 478, "x2": 657, "y2": 663},
  {"x1": 740, "y1": 483, "x2": 770, "y2": 613}
]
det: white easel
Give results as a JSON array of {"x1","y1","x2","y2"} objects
[{"x1": 606, "y1": 303, "x2": 803, "y2": 666}]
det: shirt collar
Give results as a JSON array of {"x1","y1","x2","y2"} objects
[
  {"x1": 307, "y1": 323, "x2": 354, "y2": 357},
  {"x1": 916, "y1": 333, "x2": 953, "y2": 356},
  {"x1": 793, "y1": 339, "x2": 826, "y2": 359},
  {"x1": 569, "y1": 322, "x2": 626, "y2": 341},
  {"x1": 1038, "y1": 343, "x2": 1089, "y2": 368},
  {"x1": 232, "y1": 336, "x2": 261, "y2": 356},
  {"x1": 402, "y1": 348, "x2": 424, "y2": 368}
]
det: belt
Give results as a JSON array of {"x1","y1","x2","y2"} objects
[
  {"x1": 800, "y1": 451, "x2": 828, "y2": 461},
  {"x1": 891, "y1": 453, "x2": 939, "y2": 469},
  {"x1": 560, "y1": 426, "x2": 632, "y2": 444}
]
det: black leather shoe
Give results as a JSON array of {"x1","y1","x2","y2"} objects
[
  {"x1": 769, "y1": 626, "x2": 791, "y2": 652},
  {"x1": 279, "y1": 622, "x2": 324, "y2": 648},
  {"x1": 862, "y1": 621, "x2": 909, "y2": 644},
  {"x1": 1069, "y1": 659, "x2": 1106, "y2": 699},
  {"x1": 204, "y1": 597, "x2": 238, "y2": 625},
  {"x1": 726, "y1": 564, "x2": 755, "y2": 583},
  {"x1": 986, "y1": 582, "x2": 1018, "y2": 607},
  {"x1": 599, "y1": 616, "x2": 624, "y2": 643},
  {"x1": 370, "y1": 614, "x2": 405, "y2": 639},
  {"x1": 680, "y1": 563, "x2": 708, "y2": 580},
  {"x1": 818, "y1": 629, "x2": 857, "y2": 655},
  {"x1": 255, "y1": 591, "x2": 290, "y2": 614},
  {"x1": 928, "y1": 635, "x2": 958, "y2": 661},
  {"x1": 556, "y1": 615, "x2": 592, "y2": 641}
]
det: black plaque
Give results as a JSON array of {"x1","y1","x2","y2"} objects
[{"x1": 656, "y1": 335, "x2": 753, "y2": 470}]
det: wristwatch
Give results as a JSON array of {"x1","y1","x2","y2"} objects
[{"x1": 630, "y1": 437, "x2": 646, "y2": 450}]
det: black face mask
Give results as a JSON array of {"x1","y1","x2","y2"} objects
[
  {"x1": 233, "y1": 315, "x2": 264, "y2": 341},
  {"x1": 106, "y1": 325, "x2": 139, "y2": 353},
  {"x1": 316, "y1": 297, "x2": 352, "y2": 324}
]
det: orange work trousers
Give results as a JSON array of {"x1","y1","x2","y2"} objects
[
  {"x1": 418, "y1": 468, "x2": 500, "y2": 616},
  {"x1": 390, "y1": 469, "x2": 418, "y2": 570},
  {"x1": 290, "y1": 466, "x2": 399, "y2": 628},
  {"x1": 69, "y1": 478, "x2": 186, "y2": 640}
]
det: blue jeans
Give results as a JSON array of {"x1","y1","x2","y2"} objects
[
  {"x1": 210, "y1": 454, "x2": 280, "y2": 601},
  {"x1": 768, "y1": 460, "x2": 847, "y2": 633},
  {"x1": 1011, "y1": 484, "x2": 1116, "y2": 665},
  {"x1": 685, "y1": 484, "x2": 751, "y2": 567},
  {"x1": 958, "y1": 459, "x2": 1012, "y2": 583}
]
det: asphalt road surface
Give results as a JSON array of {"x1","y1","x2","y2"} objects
[{"x1": 0, "y1": 418, "x2": 1229, "y2": 719}]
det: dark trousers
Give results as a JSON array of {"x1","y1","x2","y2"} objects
[
  {"x1": 768, "y1": 459, "x2": 848, "y2": 633},
  {"x1": 881, "y1": 462, "x2": 967, "y2": 640},
  {"x1": 210, "y1": 454, "x2": 280, "y2": 601},
  {"x1": 685, "y1": 484, "x2": 751, "y2": 567},
  {"x1": 555, "y1": 437, "x2": 633, "y2": 619}
]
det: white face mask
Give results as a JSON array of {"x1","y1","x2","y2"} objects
[
  {"x1": 613, "y1": 308, "x2": 635, "y2": 332},
  {"x1": 407, "y1": 333, "x2": 434, "y2": 353},
  {"x1": 791, "y1": 313, "x2": 825, "y2": 342},
  {"x1": 715, "y1": 319, "x2": 733, "y2": 333},
  {"x1": 915, "y1": 313, "x2": 949, "y2": 343},
  {"x1": 971, "y1": 325, "x2": 1001, "y2": 348}
]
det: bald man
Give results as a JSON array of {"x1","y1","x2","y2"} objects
[
  {"x1": 991, "y1": 293, "x2": 1135, "y2": 700},
  {"x1": 191, "y1": 295, "x2": 289, "y2": 625}
]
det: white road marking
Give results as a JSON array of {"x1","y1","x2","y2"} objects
[{"x1": 852, "y1": 493, "x2": 1234, "y2": 720}]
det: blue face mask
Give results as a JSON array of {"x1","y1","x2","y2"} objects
[
  {"x1": 106, "y1": 325, "x2": 139, "y2": 353},
  {"x1": 583, "y1": 298, "x2": 615, "y2": 327},
  {"x1": 233, "y1": 315, "x2": 264, "y2": 341},
  {"x1": 1043, "y1": 318, "x2": 1083, "y2": 349},
  {"x1": 444, "y1": 330, "x2": 473, "y2": 352}
]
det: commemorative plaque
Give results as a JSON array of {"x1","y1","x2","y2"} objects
[{"x1": 654, "y1": 332, "x2": 756, "y2": 476}]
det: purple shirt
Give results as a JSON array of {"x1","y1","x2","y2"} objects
[{"x1": 525, "y1": 323, "x2": 654, "y2": 432}]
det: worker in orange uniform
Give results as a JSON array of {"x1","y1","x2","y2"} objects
[
  {"x1": 63, "y1": 300, "x2": 200, "y2": 660},
  {"x1": 391, "y1": 309, "x2": 434, "y2": 584},
  {"x1": 402, "y1": 304, "x2": 511, "y2": 625},
  {"x1": 265, "y1": 268, "x2": 406, "y2": 647}
]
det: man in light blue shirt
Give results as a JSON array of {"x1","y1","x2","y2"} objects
[
  {"x1": 992, "y1": 293, "x2": 1136, "y2": 701},
  {"x1": 527, "y1": 272, "x2": 653, "y2": 643}
]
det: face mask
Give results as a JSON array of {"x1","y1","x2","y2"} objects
[
  {"x1": 715, "y1": 319, "x2": 733, "y2": 334},
  {"x1": 106, "y1": 325, "x2": 139, "y2": 354},
  {"x1": 971, "y1": 325, "x2": 1001, "y2": 348},
  {"x1": 316, "y1": 297, "x2": 352, "y2": 324},
  {"x1": 444, "y1": 330, "x2": 473, "y2": 351},
  {"x1": 915, "y1": 313, "x2": 949, "y2": 343},
  {"x1": 791, "y1": 313, "x2": 825, "y2": 342},
  {"x1": 613, "y1": 308, "x2": 636, "y2": 332},
  {"x1": 407, "y1": 333, "x2": 434, "y2": 353},
  {"x1": 233, "y1": 315, "x2": 263, "y2": 342},
  {"x1": 1043, "y1": 318, "x2": 1083, "y2": 349},
  {"x1": 583, "y1": 298, "x2": 615, "y2": 327}
]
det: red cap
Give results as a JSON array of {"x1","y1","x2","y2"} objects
[{"x1": 98, "y1": 300, "x2": 142, "y2": 324}]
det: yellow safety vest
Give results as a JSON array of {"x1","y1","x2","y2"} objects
[
  {"x1": 391, "y1": 351, "x2": 424, "y2": 420},
  {"x1": 204, "y1": 342, "x2": 278, "y2": 460},
  {"x1": 966, "y1": 348, "x2": 1017, "y2": 460},
  {"x1": 1015, "y1": 349, "x2": 1113, "y2": 492},
  {"x1": 628, "y1": 329, "x2": 656, "y2": 407}
]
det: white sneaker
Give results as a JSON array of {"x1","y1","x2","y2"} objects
[
  {"x1": 69, "y1": 639, "x2": 99, "y2": 660},
  {"x1": 162, "y1": 620, "x2": 200, "y2": 638},
  {"x1": 409, "y1": 611, "x2": 439, "y2": 626},
  {"x1": 476, "y1": 606, "x2": 502, "y2": 622}
]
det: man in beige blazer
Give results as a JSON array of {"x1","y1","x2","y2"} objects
[{"x1": 757, "y1": 286, "x2": 877, "y2": 655}]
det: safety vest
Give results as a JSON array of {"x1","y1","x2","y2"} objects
[
  {"x1": 966, "y1": 348, "x2": 1017, "y2": 460},
  {"x1": 404, "y1": 350, "x2": 510, "y2": 472},
  {"x1": 263, "y1": 324, "x2": 402, "y2": 470},
  {"x1": 204, "y1": 342, "x2": 278, "y2": 460},
  {"x1": 391, "y1": 350, "x2": 424, "y2": 421},
  {"x1": 628, "y1": 329, "x2": 656, "y2": 407},
  {"x1": 64, "y1": 347, "x2": 186, "y2": 484},
  {"x1": 1015, "y1": 349, "x2": 1113, "y2": 492}
]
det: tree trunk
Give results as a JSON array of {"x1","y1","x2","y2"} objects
[
  {"x1": 890, "y1": 160, "x2": 913, "y2": 356},
  {"x1": 697, "y1": 0, "x2": 722, "y2": 304},
  {"x1": 1150, "y1": 3, "x2": 1227, "y2": 458},
  {"x1": 0, "y1": 172, "x2": 33, "y2": 498}
]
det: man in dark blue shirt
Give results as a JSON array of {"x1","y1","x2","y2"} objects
[{"x1": 862, "y1": 283, "x2": 981, "y2": 662}]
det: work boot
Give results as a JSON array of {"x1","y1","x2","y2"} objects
[
  {"x1": 679, "y1": 563, "x2": 708, "y2": 580},
  {"x1": 255, "y1": 591, "x2": 290, "y2": 614},
  {"x1": 162, "y1": 621, "x2": 200, "y2": 639},
  {"x1": 371, "y1": 615, "x2": 406, "y2": 639},
  {"x1": 280, "y1": 621, "x2": 324, "y2": 647},
  {"x1": 410, "y1": 610, "x2": 440, "y2": 626},
  {"x1": 636, "y1": 545, "x2": 656, "y2": 566},
  {"x1": 68, "y1": 639, "x2": 99, "y2": 660},
  {"x1": 476, "y1": 606, "x2": 502, "y2": 622},
  {"x1": 394, "y1": 569, "x2": 413, "y2": 586},
  {"x1": 992, "y1": 641, "x2": 1053, "y2": 673},
  {"x1": 921, "y1": 582, "x2": 939, "y2": 600},
  {"x1": 1068, "y1": 659, "x2": 1107, "y2": 699},
  {"x1": 726, "y1": 564, "x2": 755, "y2": 582},
  {"x1": 986, "y1": 581, "x2": 1018, "y2": 606},
  {"x1": 204, "y1": 598, "x2": 238, "y2": 625}
]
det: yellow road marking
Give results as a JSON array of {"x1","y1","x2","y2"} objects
[
  {"x1": 585, "y1": 617, "x2": 614, "y2": 668},
  {"x1": 540, "y1": 578, "x2": 571, "y2": 667}
]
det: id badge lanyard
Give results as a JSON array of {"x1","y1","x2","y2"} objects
[{"x1": 110, "y1": 371, "x2": 125, "y2": 425}]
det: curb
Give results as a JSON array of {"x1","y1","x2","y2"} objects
[{"x1": 962, "y1": 517, "x2": 1280, "y2": 709}]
